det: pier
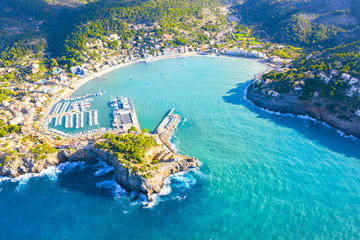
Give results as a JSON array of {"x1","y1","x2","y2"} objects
[
  {"x1": 53, "y1": 102, "x2": 62, "y2": 115},
  {"x1": 88, "y1": 110, "x2": 99, "y2": 127},
  {"x1": 65, "y1": 114, "x2": 71, "y2": 128},
  {"x1": 75, "y1": 113, "x2": 81, "y2": 129},
  {"x1": 70, "y1": 114, "x2": 74, "y2": 128},
  {"x1": 64, "y1": 114, "x2": 75, "y2": 128},
  {"x1": 154, "y1": 108, "x2": 181, "y2": 143},
  {"x1": 80, "y1": 112, "x2": 84, "y2": 128},
  {"x1": 55, "y1": 116, "x2": 63, "y2": 126},
  {"x1": 59, "y1": 101, "x2": 70, "y2": 114}
]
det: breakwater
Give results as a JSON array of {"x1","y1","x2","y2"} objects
[{"x1": 154, "y1": 109, "x2": 181, "y2": 142}]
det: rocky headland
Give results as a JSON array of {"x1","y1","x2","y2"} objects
[
  {"x1": 62, "y1": 145, "x2": 200, "y2": 201},
  {"x1": 0, "y1": 132, "x2": 200, "y2": 202},
  {"x1": 246, "y1": 81, "x2": 360, "y2": 139}
]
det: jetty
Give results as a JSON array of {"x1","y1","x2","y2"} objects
[
  {"x1": 70, "y1": 114, "x2": 74, "y2": 128},
  {"x1": 65, "y1": 114, "x2": 71, "y2": 128},
  {"x1": 80, "y1": 112, "x2": 84, "y2": 128},
  {"x1": 75, "y1": 112, "x2": 81, "y2": 129},
  {"x1": 55, "y1": 116, "x2": 63, "y2": 126},
  {"x1": 154, "y1": 108, "x2": 181, "y2": 145},
  {"x1": 88, "y1": 110, "x2": 99, "y2": 127},
  {"x1": 93, "y1": 110, "x2": 99, "y2": 125}
]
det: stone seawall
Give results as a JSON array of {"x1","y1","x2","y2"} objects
[{"x1": 246, "y1": 83, "x2": 360, "y2": 139}]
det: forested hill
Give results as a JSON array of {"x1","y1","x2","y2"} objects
[
  {"x1": 0, "y1": 0, "x2": 222, "y2": 67},
  {"x1": 58, "y1": 0, "x2": 222, "y2": 66},
  {"x1": 239, "y1": 0, "x2": 360, "y2": 47}
]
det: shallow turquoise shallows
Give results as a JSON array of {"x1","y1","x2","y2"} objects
[{"x1": 2, "y1": 56, "x2": 360, "y2": 239}]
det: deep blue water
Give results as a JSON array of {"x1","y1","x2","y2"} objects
[{"x1": 1, "y1": 56, "x2": 360, "y2": 239}]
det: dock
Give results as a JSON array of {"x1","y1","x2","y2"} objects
[
  {"x1": 55, "y1": 116, "x2": 63, "y2": 126},
  {"x1": 108, "y1": 96, "x2": 140, "y2": 132},
  {"x1": 88, "y1": 110, "x2": 99, "y2": 127},
  {"x1": 53, "y1": 102, "x2": 62, "y2": 115}
]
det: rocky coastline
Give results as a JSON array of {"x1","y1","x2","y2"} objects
[
  {"x1": 0, "y1": 143, "x2": 200, "y2": 202},
  {"x1": 62, "y1": 146, "x2": 200, "y2": 201},
  {"x1": 246, "y1": 82, "x2": 360, "y2": 139}
]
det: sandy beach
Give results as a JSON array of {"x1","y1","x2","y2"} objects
[
  {"x1": 58, "y1": 51, "x2": 276, "y2": 99},
  {"x1": 59, "y1": 52, "x2": 201, "y2": 99}
]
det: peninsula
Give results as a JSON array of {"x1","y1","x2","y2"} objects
[{"x1": 1, "y1": 105, "x2": 199, "y2": 201}]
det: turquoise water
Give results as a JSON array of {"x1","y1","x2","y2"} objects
[{"x1": 2, "y1": 56, "x2": 360, "y2": 239}]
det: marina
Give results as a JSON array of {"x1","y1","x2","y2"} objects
[{"x1": 46, "y1": 93, "x2": 100, "y2": 133}]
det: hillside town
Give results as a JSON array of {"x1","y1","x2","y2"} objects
[
  {"x1": 0, "y1": 14, "x2": 297, "y2": 166},
  {"x1": 251, "y1": 68, "x2": 360, "y2": 107}
]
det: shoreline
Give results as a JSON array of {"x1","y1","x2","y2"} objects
[
  {"x1": 59, "y1": 52, "x2": 273, "y2": 99},
  {"x1": 60, "y1": 52, "x2": 202, "y2": 99},
  {"x1": 41, "y1": 53, "x2": 273, "y2": 138},
  {"x1": 244, "y1": 82, "x2": 360, "y2": 141}
]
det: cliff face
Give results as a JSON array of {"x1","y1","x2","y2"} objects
[
  {"x1": 1, "y1": 140, "x2": 200, "y2": 202},
  {"x1": 114, "y1": 157, "x2": 200, "y2": 201},
  {"x1": 246, "y1": 84, "x2": 360, "y2": 138},
  {"x1": 61, "y1": 147, "x2": 200, "y2": 201},
  {"x1": 0, "y1": 151, "x2": 65, "y2": 177}
]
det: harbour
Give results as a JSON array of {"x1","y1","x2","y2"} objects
[{"x1": 4, "y1": 56, "x2": 360, "y2": 240}]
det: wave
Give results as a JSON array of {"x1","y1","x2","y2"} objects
[
  {"x1": 93, "y1": 160, "x2": 114, "y2": 176},
  {"x1": 0, "y1": 176, "x2": 12, "y2": 183},
  {"x1": 171, "y1": 172, "x2": 196, "y2": 189},
  {"x1": 146, "y1": 170, "x2": 198, "y2": 208},
  {"x1": 96, "y1": 180, "x2": 125, "y2": 196},
  {"x1": 190, "y1": 168, "x2": 206, "y2": 179},
  {"x1": 244, "y1": 84, "x2": 359, "y2": 142},
  {"x1": 58, "y1": 161, "x2": 88, "y2": 173},
  {"x1": 168, "y1": 125, "x2": 180, "y2": 153},
  {"x1": 0, "y1": 161, "x2": 88, "y2": 189}
]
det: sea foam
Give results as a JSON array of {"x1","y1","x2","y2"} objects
[
  {"x1": 94, "y1": 160, "x2": 114, "y2": 176},
  {"x1": 96, "y1": 180, "x2": 125, "y2": 196},
  {"x1": 146, "y1": 170, "x2": 198, "y2": 208},
  {"x1": 0, "y1": 161, "x2": 87, "y2": 187}
]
